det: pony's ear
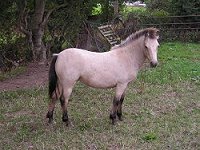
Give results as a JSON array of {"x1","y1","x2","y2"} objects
[
  {"x1": 155, "y1": 29, "x2": 160, "y2": 39},
  {"x1": 145, "y1": 32, "x2": 150, "y2": 37},
  {"x1": 156, "y1": 29, "x2": 160, "y2": 36}
]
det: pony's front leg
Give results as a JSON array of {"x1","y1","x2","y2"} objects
[
  {"x1": 117, "y1": 94, "x2": 125, "y2": 121},
  {"x1": 110, "y1": 97, "x2": 120, "y2": 125},
  {"x1": 110, "y1": 83, "x2": 127, "y2": 125},
  {"x1": 47, "y1": 85, "x2": 61, "y2": 124}
]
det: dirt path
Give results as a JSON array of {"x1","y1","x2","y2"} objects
[{"x1": 0, "y1": 63, "x2": 49, "y2": 92}]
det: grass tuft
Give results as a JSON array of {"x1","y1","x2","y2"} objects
[{"x1": 142, "y1": 132, "x2": 157, "y2": 142}]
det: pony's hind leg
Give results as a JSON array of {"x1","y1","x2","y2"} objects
[
  {"x1": 46, "y1": 96, "x2": 57, "y2": 124},
  {"x1": 46, "y1": 86, "x2": 61, "y2": 124},
  {"x1": 60, "y1": 94, "x2": 69, "y2": 125},
  {"x1": 60, "y1": 85, "x2": 74, "y2": 126},
  {"x1": 110, "y1": 83, "x2": 127, "y2": 125}
]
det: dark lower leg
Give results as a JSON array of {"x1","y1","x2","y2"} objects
[
  {"x1": 62, "y1": 111, "x2": 69, "y2": 126},
  {"x1": 117, "y1": 95, "x2": 125, "y2": 121},
  {"x1": 60, "y1": 96, "x2": 69, "y2": 126},
  {"x1": 46, "y1": 110, "x2": 54, "y2": 123},
  {"x1": 60, "y1": 96, "x2": 65, "y2": 107},
  {"x1": 110, "y1": 97, "x2": 119, "y2": 125},
  {"x1": 46, "y1": 100, "x2": 56, "y2": 123},
  {"x1": 110, "y1": 112, "x2": 117, "y2": 125}
]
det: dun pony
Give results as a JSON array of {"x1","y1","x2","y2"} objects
[{"x1": 46, "y1": 28, "x2": 160, "y2": 125}]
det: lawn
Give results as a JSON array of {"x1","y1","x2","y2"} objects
[{"x1": 0, "y1": 42, "x2": 199, "y2": 149}]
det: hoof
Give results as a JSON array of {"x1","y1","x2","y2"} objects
[
  {"x1": 65, "y1": 122, "x2": 69, "y2": 126},
  {"x1": 118, "y1": 117, "x2": 123, "y2": 121},
  {"x1": 62, "y1": 116, "x2": 69, "y2": 126},
  {"x1": 111, "y1": 120, "x2": 116, "y2": 125},
  {"x1": 110, "y1": 114, "x2": 116, "y2": 125},
  {"x1": 48, "y1": 118, "x2": 53, "y2": 124},
  {"x1": 62, "y1": 111, "x2": 69, "y2": 126},
  {"x1": 46, "y1": 111, "x2": 53, "y2": 124},
  {"x1": 117, "y1": 113, "x2": 123, "y2": 121},
  {"x1": 63, "y1": 120, "x2": 73, "y2": 127}
]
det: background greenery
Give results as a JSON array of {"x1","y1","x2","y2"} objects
[{"x1": 0, "y1": 0, "x2": 199, "y2": 69}]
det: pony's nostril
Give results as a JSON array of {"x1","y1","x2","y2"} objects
[{"x1": 150, "y1": 62, "x2": 157, "y2": 68}]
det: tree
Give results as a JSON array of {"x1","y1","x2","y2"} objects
[
  {"x1": 17, "y1": 0, "x2": 67, "y2": 62},
  {"x1": 0, "y1": 0, "x2": 123, "y2": 65},
  {"x1": 0, "y1": 0, "x2": 100, "y2": 63}
]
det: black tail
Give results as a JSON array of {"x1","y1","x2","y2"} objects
[{"x1": 49, "y1": 55, "x2": 58, "y2": 98}]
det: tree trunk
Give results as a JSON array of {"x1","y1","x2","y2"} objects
[
  {"x1": 113, "y1": 0, "x2": 119, "y2": 17},
  {"x1": 17, "y1": 0, "x2": 67, "y2": 62},
  {"x1": 32, "y1": 0, "x2": 46, "y2": 62}
]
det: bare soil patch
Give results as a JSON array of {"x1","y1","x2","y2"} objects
[{"x1": 0, "y1": 63, "x2": 49, "y2": 91}]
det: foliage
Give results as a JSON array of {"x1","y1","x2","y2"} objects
[
  {"x1": 122, "y1": 6, "x2": 146, "y2": 18},
  {"x1": 145, "y1": 0, "x2": 200, "y2": 16},
  {"x1": 1, "y1": 0, "x2": 199, "y2": 68},
  {"x1": 0, "y1": 42, "x2": 199, "y2": 149},
  {"x1": 120, "y1": 4, "x2": 199, "y2": 42},
  {"x1": 91, "y1": 0, "x2": 125, "y2": 22},
  {"x1": 145, "y1": 0, "x2": 172, "y2": 13},
  {"x1": 121, "y1": 6, "x2": 169, "y2": 23},
  {"x1": 92, "y1": 4, "x2": 103, "y2": 15},
  {"x1": 170, "y1": 0, "x2": 200, "y2": 16},
  {"x1": 0, "y1": 0, "x2": 103, "y2": 67},
  {"x1": 47, "y1": 1, "x2": 88, "y2": 52},
  {"x1": 0, "y1": 29, "x2": 29, "y2": 70},
  {"x1": 150, "y1": 9, "x2": 169, "y2": 17},
  {"x1": 0, "y1": 1, "x2": 17, "y2": 29}
]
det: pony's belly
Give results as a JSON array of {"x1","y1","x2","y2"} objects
[{"x1": 79, "y1": 77, "x2": 116, "y2": 89}]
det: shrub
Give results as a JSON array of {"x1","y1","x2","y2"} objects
[{"x1": 0, "y1": 31, "x2": 29, "y2": 71}]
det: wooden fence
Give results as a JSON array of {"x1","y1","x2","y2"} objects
[{"x1": 139, "y1": 15, "x2": 200, "y2": 42}]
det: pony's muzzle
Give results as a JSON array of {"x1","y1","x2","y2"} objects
[{"x1": 150, "y1": 62, "x2": 158, "y2": 68}]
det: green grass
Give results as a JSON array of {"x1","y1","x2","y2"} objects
[
  {"x1": 138, "y1": 42, "x2": 200, "y2": 84},
  {"x1": 0, "y1": 42, "x2": 199, "y2": 149}
]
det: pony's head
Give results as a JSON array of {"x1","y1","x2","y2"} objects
[{"x1": 144, "y1": 28, "x2": 160, "y2": 67}]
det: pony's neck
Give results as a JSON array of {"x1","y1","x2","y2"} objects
[{"x1": 124, "y1": 36, "x2": 146, "y2": 70}]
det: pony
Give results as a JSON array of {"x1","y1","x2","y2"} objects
[{"x1": 46, "y1": 28, "x2": 160, "y2": 125}]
